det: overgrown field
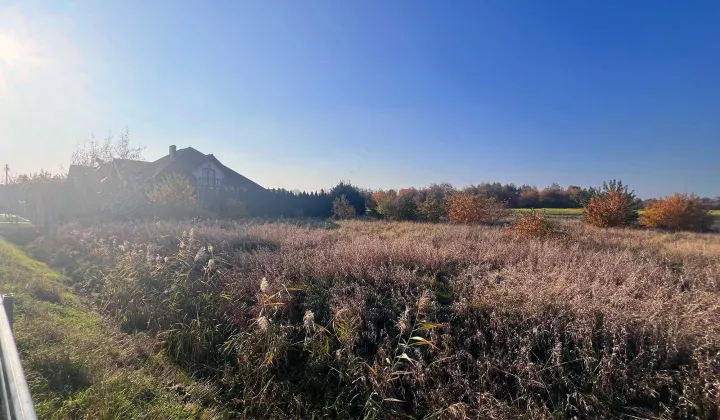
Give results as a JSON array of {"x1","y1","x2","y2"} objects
[{"x1": 24, "y1": 220, "x2": 720, "y2": 418}]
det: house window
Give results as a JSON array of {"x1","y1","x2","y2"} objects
[{"x1": 200, "y1": 167, "x2": 217, "y2": 187}]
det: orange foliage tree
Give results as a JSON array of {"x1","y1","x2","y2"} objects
[
  {"x1": 448, "y1": 192, "x2": 509, "y2": 224},
  {"x1": 583, "y1": 180, "x2": 638, "y2": 228},
  {"x1": 640, "y1": 193, "x2": 712, "y2": 231}
]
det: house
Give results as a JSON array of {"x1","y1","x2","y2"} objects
[
  {"x1": 150, "y1": 145, "x2": 264, "y2": 202},
  {"x1": 67, "y1": 145, "x2": 264, "y2": 213}
]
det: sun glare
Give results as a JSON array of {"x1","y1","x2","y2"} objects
[{"x1": 0, "y1": 33, "x2": 27, "y2": 66}]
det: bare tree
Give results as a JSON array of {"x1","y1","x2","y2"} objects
[{"x1": 71, "y1": 126, "x2": 145, "y2": 167}]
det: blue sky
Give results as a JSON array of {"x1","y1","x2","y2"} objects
[{"x1": 1, "y1": 1, "x2": 719, "y2": 197}]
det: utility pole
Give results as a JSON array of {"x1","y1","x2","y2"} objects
[{"x1": 3, "y1": 164, "x2": 8, "y2": 185}]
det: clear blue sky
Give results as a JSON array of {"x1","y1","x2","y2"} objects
[{"x1": 1, "y1": 1, "x2": 719, "y2": 197}]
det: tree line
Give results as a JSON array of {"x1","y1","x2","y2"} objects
[
  {"x1": 1, "y1": 129, "x2": 718, "y2": 223},
  {"x1": 2, "y1": 171, "x2": 719, "y2": 224}
]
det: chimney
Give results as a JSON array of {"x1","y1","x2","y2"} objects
[{"x1": 169, "y1": 145, "x2": 177, "y2": 160}]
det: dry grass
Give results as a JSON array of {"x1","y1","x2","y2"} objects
[{"x1": 35, "y1": 219, "x2": 720, "y2": 418}]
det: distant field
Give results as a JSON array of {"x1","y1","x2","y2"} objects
[
  {"x1": 516, "y1": 208, "x2": 720, "y2": 216},
  {"x1": 515, "y1": 208, "x2": 583, "y2": 215},
  {"x1": 514, "y1": 208, "x2": 584, "y2": 220},
  {"x1": 515, "y1": 208, "x2": 720, "y2": 229}
]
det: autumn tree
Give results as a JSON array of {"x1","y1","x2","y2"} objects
[
  {"x1": 640, "y1": 193, "x2": 712, "y2": 231},
  {"x1": 583, "y1": 180, "x2": 638, "y2": 228},
  {"x1": 448, "y1": 192, "x2": 509, "y2": 224}
]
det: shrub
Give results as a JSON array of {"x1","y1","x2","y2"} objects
[
  {"x1": 144, "y1": 174, "x2": 206, "y2": 220},
  {"x1": 147, "y1": 174, "x2": 196, "y2": 206},
  {"x1": 512, "y1": 209, "x2": 557, "y2": 238},
  {"x1": 583, "y1": 180, "x2": 638, "y2": 228},
  {"x1": 640, "y1": 193, "x2": 713, "y2": 231},
  {"x1": 448, "y1": 192, "x2": 509, "y2": 224},
  {"x1": 332, "y1": 195, "x2": 356, "y2": 219}
]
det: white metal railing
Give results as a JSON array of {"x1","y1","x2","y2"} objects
[{"x1": 0, "y1": 295, "x2": 37, "y2": 419}]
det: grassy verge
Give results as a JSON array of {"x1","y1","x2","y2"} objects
[{"x1": 0, "y1": 238, "x2": 223, "y2": 419}]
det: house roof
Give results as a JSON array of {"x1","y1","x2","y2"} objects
[
  {"x1": 151, "y1": 147, "x2": 207, "y2": 178},
  {"x1": 67, "y1": 165, "x2": 95, "y2": 179},
  {"x1": 110, "y1": 159, "x2": 155, "y2": 184},
  {"x1": 151, "y1": 147, "x2": 263, "y2": 189},
  {"x1": 66, "y1": 147, "x2": 263, "y2": 190},
  {"x1": 67, "y1": 164, "x2": 102, "y2": 188}
]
